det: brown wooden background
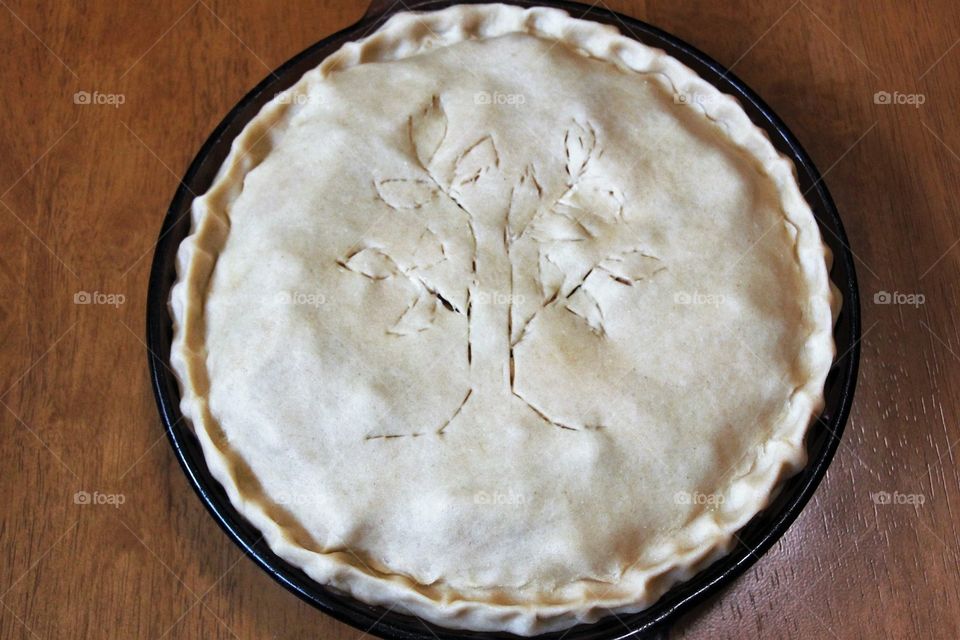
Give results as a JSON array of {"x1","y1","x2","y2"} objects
[{"x1": 2, "y1": 1, "x2": 958, "y2": 638}]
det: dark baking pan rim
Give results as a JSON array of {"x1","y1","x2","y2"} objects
[{"x1": 146, "y1": 1, "x2": 861, "y2": 638}]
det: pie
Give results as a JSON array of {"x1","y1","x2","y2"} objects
[{"x1": 170, "y1": 4, "x2": 838, "y2": 635}]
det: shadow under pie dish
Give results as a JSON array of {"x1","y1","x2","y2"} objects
[{"x1": 160, "y1": 2, "x2": 849, "y2": 637}]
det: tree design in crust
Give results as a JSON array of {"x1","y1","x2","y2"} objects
[{"x1": 339, "y1": 96, "x2": 666, "y2": 440}]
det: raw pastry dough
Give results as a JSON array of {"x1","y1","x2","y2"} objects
[{"x1": 170, "y1": 4, "x2": 837, "y2": 634}]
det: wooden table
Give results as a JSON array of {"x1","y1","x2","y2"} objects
[{"x1": 2, "y1": 1, "x2": 957, "y2": 638}]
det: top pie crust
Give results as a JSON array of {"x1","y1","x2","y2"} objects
[{"x1": 170, "y1": 4, "x2": 838, "y2": 635}]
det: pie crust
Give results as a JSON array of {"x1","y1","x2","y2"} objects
[{"x1": 170, "y1": 4, "x2": 838, "y2": 635}]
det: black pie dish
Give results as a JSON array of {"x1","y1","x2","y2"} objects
[{"x1": 146, "y1": 1, "x2": 861, "y2": 638}]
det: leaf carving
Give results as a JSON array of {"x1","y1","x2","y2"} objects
[
  {"x1": 564, "y1": 121, "x2": 597, "y2": 181},
  {"x1": 538, "y1": 251, "x2": 565, "y2": 303},
  {"x1": 558, "y1": 179, "x2": 624, "y2": 223},
  {"x1": 599, "y1": 250, "x2": 664, "y2": 285},
  {"x1": 388, "y1": 292, "x2": 438, "y2": 335},
  {"x1": 453, "y1": 136, "x2": 499, "y2": 186},
  {"x1": 376, "y1": 178, "x2": 438, "y2": 209},
  {"x1": 409, "y1": 95, "x2": 447, "y2": 168},
  {"x1": 339, "y1": 248, "x2": 398, "y2": 280},
  {"x1": 565, "y1": 287, "x2": 604, "y2": 336},
  {"x1": 507, "y1": 166, "x2": 542, "y2": 240},
  {"x1": 529, "y1": 209, "x2": 592, "y2": 243},
  {"x1": 410, "y1": 228, "x2": 446, "y2": 270}
]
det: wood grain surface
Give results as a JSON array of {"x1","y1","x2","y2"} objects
[{"x1": 1, "y1": 1, "x2": 958, "y2": 638}]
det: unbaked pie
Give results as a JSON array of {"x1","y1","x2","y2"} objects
[{"x1": 170, "y1": 4, "x2": 838, "y2": 635}]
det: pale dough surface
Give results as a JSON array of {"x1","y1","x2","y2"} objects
[{"x1": 170, "y1": 4, "x2": 837, "y2": 634}]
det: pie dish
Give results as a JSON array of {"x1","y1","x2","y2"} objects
[{"x1": 168, "y1": 3, "x2": 839, "y2": 635}]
